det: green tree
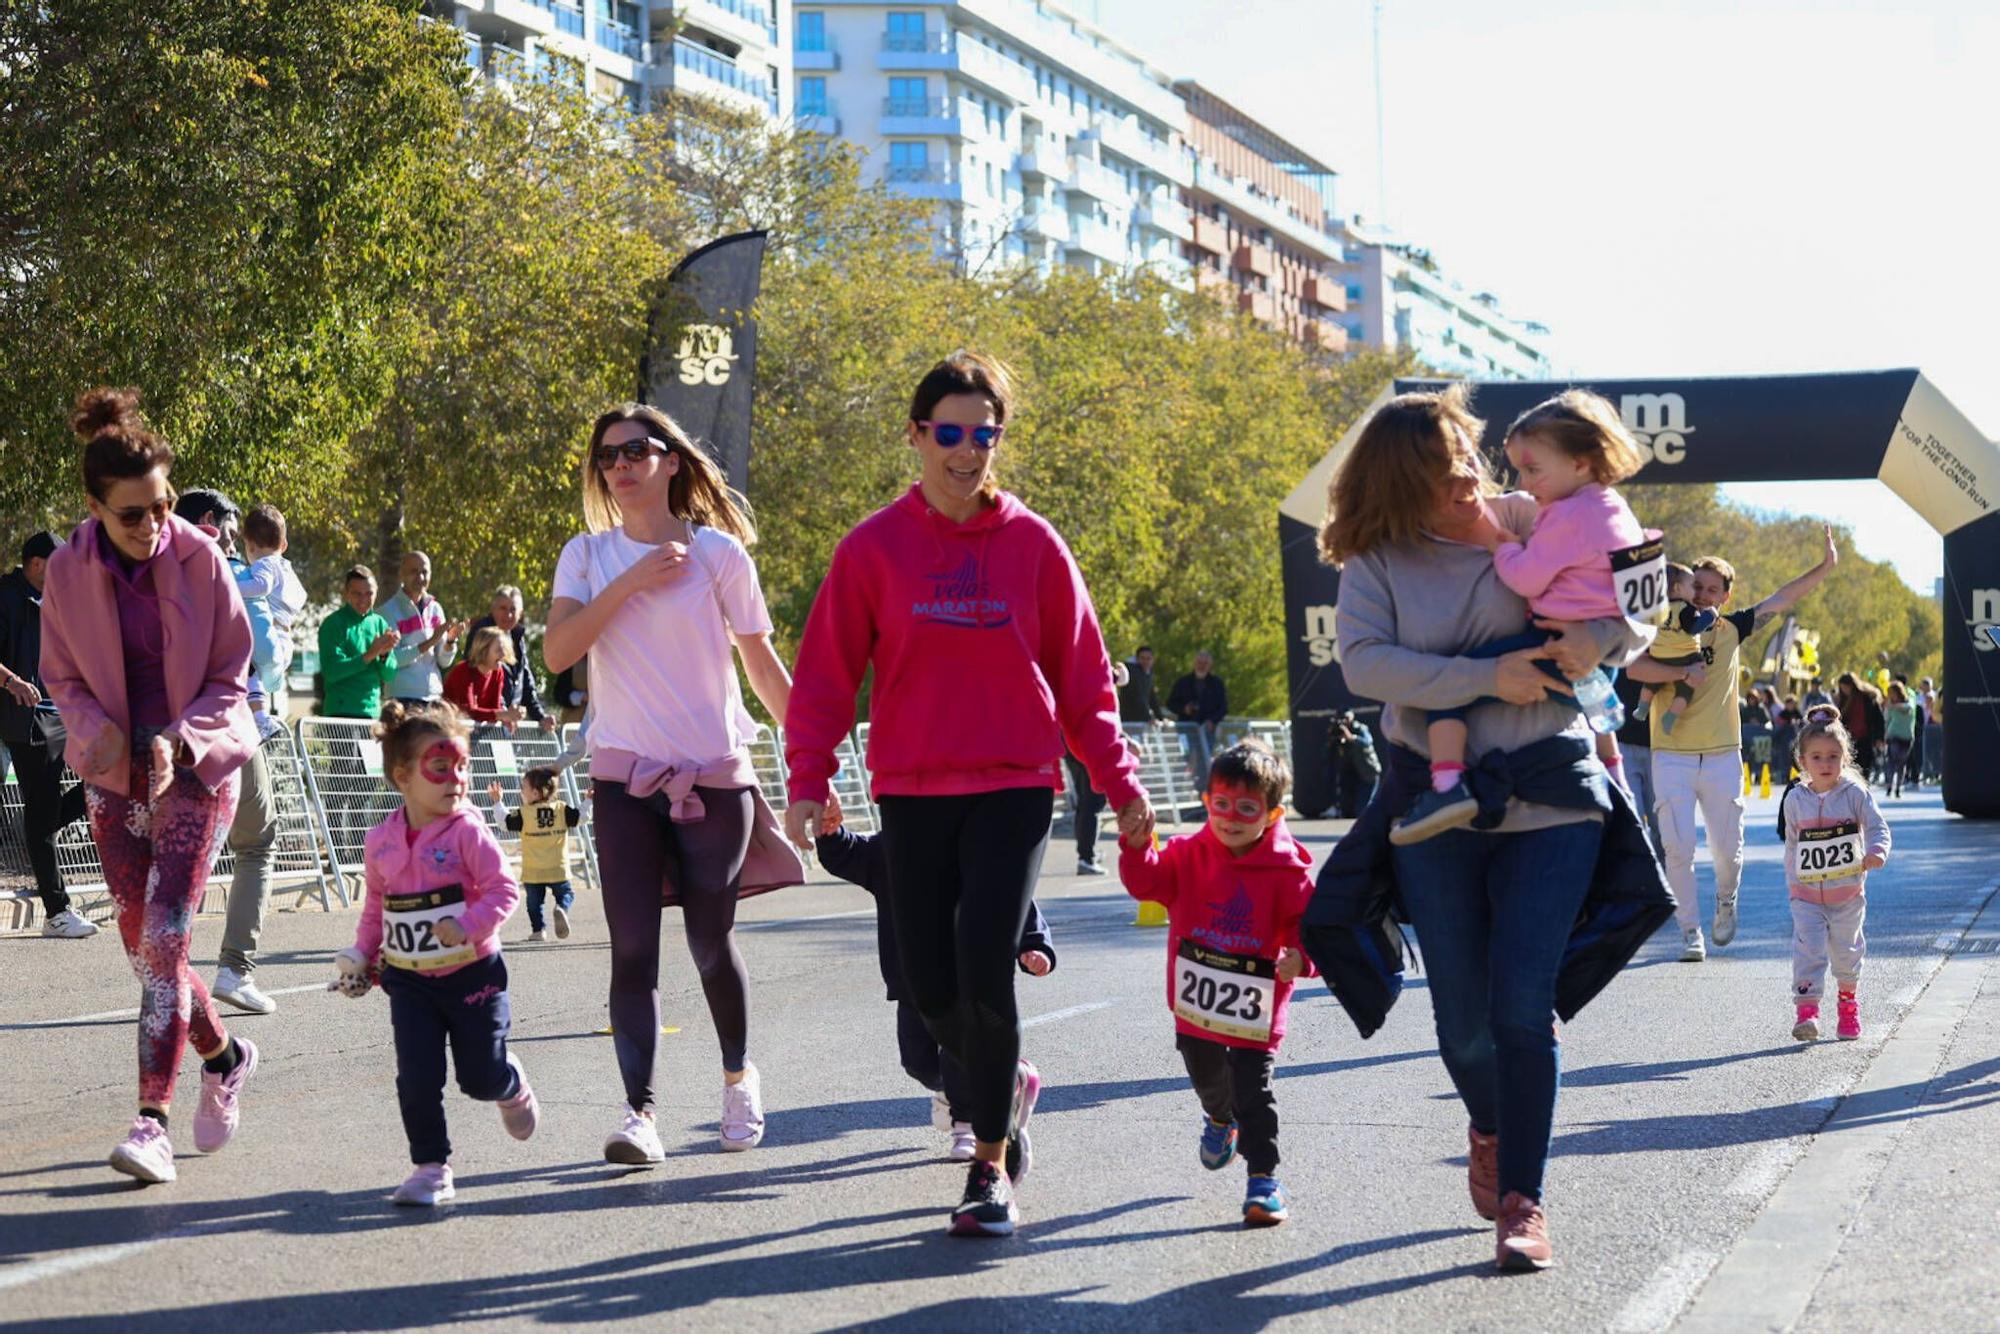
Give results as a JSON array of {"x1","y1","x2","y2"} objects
[{"x1": 0, "y1": 0, "x2": 464, "y2": 530}]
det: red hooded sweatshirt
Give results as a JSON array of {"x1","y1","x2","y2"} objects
[
  {"x1": 1119, "y1": 819, "x2": 1316, "y2": 1053},
  {"x1": 786, "y1": 485, "x2": 1141, "y2": 809}
]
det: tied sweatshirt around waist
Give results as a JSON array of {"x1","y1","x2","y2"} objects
[
  {"x1": 784, "y1": 485, "x2": 1140, "y2": 811},
  {"x1": 1781, "y1": 775, "x2": 1889, "y2": 905}
]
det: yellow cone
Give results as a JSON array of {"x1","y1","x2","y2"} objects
[
  {"x1": 1743, "y1": 762, "x2": 1753, "y2": 795},
  {"x1": 1759, "y1": 764, "x2": 1772, "y2": 799}
]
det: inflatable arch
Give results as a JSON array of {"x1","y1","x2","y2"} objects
[{"x1": 1280, "y1": 370, "x2": 2000, "y2": 818}]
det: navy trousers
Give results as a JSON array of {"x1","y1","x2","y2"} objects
[{"x1": 380, "y1": 953, "x2": 517, "y2": 1165}]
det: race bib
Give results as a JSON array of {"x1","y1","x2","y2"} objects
[
  {"x1": 1173, "y1": 940, "x2": 1275, "y2": 1044},
  {"x1": 1793, "y1": 821, "x2": 1864, "y2": 884},
  {"x1": 380, "y1": 883, "x2": 478, "y2": 972},
  {"x1": 1610, "y1": 532, "x2": 1668, "y2": 632}
]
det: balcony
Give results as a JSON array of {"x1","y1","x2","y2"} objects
[
  {"x1": 1087, "y1": 113, "x2": 1192, "y2": 187},
  {"x1": 794, "y1": 37, "x2": 838, "y2": 71},
  {"x1": 1018, "y1": 146, "x2": 1057, "y2": 178},
  {"x1": 881, "y1": 95, "x2": 964, "y2": 136},
  {"x1": 876, "y1": 32, "x2": 1036, "y2": 104},
  {"x1": 1195, "y1": 266, "x2": 1234, "y2": 296},
  {"x1": 1306, "y1": 320, "x2": 1349, "y2": 354},
  {"x1": 1238, "y1": 289, "x2": 1276, "y2": 323},
  {"x1": 1302, "y1": 274, "x2": 1346, "y2": 313},
  {"x1": 956, "y1": 0, "x2": 1187, "y2": 129},
  {"x1": 1066, "y1": 155, "x2": 1126, "y2": 201},
  {"x1": 1192, "y1": 160, "x2": 1344, "y2": 263},
  {"x1": 594, "y1": 22, "x2": 643, "y2": 61},
  {"x1": 1233, "y1": 242, "x2": 1275, "y2": 280},
  {"x1": 552, "y1": 1, "x2": 584, "y2": 37},
  {"x1": 1067, "y1": 216, "x2": 1126, "y2": 263},
  {"x1": 882, "y1": 161, "x2": 963, "y2": 201},
  {"x1": 486, "y1": 0, "x2": 555, "y2": 37},
  {"x1": 681, "y1": 0, "x2": 774, "y2": 52},
  {"x1": 797, "y1": 98, "x2": 839, "y2": 135},
  {"x1": 672, "y1": 38, "x2": 775, "y2": 112},
  {"x1": 1190, "y1": 213, "x2": 1227, "y2": 255},
  {"x1": 1135, "y1": 193, "x2": 1192, "y2": 242},
  {"x1": 1020, "y1": 208, "x2": 1070, "y2": 243}
]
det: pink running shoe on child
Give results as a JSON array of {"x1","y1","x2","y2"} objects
[
  {"x1": 1836, "y1": 994, "x2": 1861, "y2": 1041},
  {"x1": 393, "y1": 1162, "x2": 455, "y2": 1207},
  {"x1": 498, "y1": 1054, "x2": 539, "y2": 1140},
  {"x1": 1792, "y1": 1003, "x2": 1820, "y2": 1042}
]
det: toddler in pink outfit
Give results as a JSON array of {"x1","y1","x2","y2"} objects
[{"x1": 1392, "y1": 389, "x2": 1662, "y2": 846}]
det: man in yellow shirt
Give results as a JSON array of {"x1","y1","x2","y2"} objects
[{"x1": 1627, "y1": 526, "x2": 1837, "y2": 962}]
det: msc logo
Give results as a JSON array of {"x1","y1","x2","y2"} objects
[
  {"x1": 1621, "y1": 392, "x2": 1693, "y2": 466},
  {"x1": 1971, "y1": 587, "x2": 2000, "y2": 653},
  {"x1": 676, "y1": 323, "x2": 739, "y2": 387},
  {"x1": 1302, "y1": 604, "x2": 1338, "y2": 667}
]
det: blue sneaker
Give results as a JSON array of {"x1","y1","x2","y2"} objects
[
  {"x1": 1389, "y1": 783, "x2": 1478, "y2": 846},
  {"x1": 1243, "y1": 1175, "x2": 1289, "y2": 1227},
  {"x1": 1199, "y1": 1118, "x2": 1238, "y2": 1171}
]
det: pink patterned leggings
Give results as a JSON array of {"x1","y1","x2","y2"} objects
[{"x1": 87, "y1": 760, "x2": 238, "y2": 1109}]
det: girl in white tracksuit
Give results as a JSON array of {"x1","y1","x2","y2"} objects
[{"x1": 1778, "y1": 710, "x2": 1889, "y2": 1042}]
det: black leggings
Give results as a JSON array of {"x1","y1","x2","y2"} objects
[
  {"x1": 879, "y1": 787, "x2": 1053, "y2": 1143},
  {"x1": 594, "y1": 780, "x2": 753, "y2": 1114}
]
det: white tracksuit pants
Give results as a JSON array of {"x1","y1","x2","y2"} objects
[
  {"x1": 1652, "y1": 748, "x2": 1745, "y2": 934},
  {"x1": 1790, "y1": 896, "x2": 1866, "y2": 1003}
]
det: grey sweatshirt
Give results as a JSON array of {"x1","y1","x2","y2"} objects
[
  {"x1": 1779, "y1": 775, "x2": 1888, "y2": 905},
  {"x1": 1333, "y1": 492, "x2": 1656, "y2": 832}
]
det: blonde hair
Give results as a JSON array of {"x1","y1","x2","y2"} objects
[
  {"x1": 1318, "y1": 383, "x2": 1492, "y2": 566},
  {"x1": 582, "y1": 404, "x2": 757, "y2": 544},
  {"x1": 1505, "y1": 389, "x2": 1648, "y2": 486},
  {"x1": 466, "y1": 625, "x2": 515, "y2": 669}
]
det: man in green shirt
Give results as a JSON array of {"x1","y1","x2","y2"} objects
[
  {"x1": 1628, "y1": 525, "x2": 1838, "y2": 962},
  {"x1": 318, "y1": 565, "x2": 399, "y2": 719}
]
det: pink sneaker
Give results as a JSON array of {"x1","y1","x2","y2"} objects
[
  {"x1": 1836, "y1": 995, "x2": 1861, "y2": 1041},
  {"x1": 392, "y1": 1162, "x2": 455, "y2": 1207},
  {"x1": 193, "y1": 1037, "x2": 258, "y2": 1154},
  {"x1": 109, "y1": 1116, "x2": 176, "y2": 1183},
  {"x1": 1792, "y1": 1003, "x2": 1821, "y2": 1042},
  {"x1": 498, "y1": 1054, "x2": 539, "y2": 1140}
]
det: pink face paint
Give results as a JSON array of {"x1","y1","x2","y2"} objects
[{"x1": 419, "y1": 738, "x2": 470, "y2": 787}]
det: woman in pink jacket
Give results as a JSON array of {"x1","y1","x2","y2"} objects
[
  {"x1": 783, "y1": 351, "x2": 1153, "y2": 1238},
  {"x1": 39, "y1": 388, "x2": 261, "y2": 1185}
]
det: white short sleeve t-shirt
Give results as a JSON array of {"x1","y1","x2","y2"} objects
[{"x1": 552, "y1": 525, "x2": 774, "y2": 769}]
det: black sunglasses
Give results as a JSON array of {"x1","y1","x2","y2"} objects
[
  {"x1": 107, "y1": 493, "x2": 176, "y2": 529},
  {"x1": 592, "y1": 437, "x2": 672, "y2": 469},
  {"x1": 916, "y1": 421, "x2": 1004, "y2": 450}
]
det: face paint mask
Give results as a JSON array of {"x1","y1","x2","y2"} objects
[{"x1": 419, "y1": 738, "x2": 470, "y2": 787}]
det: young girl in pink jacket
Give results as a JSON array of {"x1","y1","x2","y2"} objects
[
  {"x1": 1394, "y1": 389, "x2": 1659, "y2": 845},
  {"x1": 39, "y1": 388, "x2": 262, "y2": 1186},
  {"x1": 331, "y1": 702, "x2": 538, "y2": 1207}
]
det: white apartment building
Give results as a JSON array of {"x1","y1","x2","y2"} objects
[
  {"x1": 792, "y1": 1, "x2": 1193, "y2": 275},
  {"x1": 433, "y1": 0, "x2": 789, "y2": 120},
  {"x1": 1337, "y1": 219, "x2": 1555, "y2": 380}
]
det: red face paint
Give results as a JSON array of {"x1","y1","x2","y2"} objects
[
  {"x1": 1205, "y1": 785, "x2": 1270, "y2": 822},
  {"x1": 419, "y1": 738, "x2": 470, "y2": 787}
]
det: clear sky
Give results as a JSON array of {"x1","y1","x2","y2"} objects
[{"x1": 1088, "y1": 0, "x2": 1998, "y2": 592}]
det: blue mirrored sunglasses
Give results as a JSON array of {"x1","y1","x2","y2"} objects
[{"x1": 916, "y1": 421, "x2": 1004, "y2": 450}]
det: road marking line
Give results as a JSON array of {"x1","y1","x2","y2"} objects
[
  {"x1": 0, "y1": 1239, "x2": 165, "y2": 1293},
  {"x1": 1610, "y1": 1250, "x2": 1722, "y2": 1334},
  {"x1": 742, "y1": 909, "x2": 875, "y2": 928},
  {"x1": 1023, "y1": 1001, "x2": 1114, "y2": 1028},
  {"x1": 16, "y1": 983, "x2": 331, "y2": 1030}
]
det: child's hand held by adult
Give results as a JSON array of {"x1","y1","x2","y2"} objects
[{"x1": 1494, "y1": 649, "x2": 1563, "y2": 705}]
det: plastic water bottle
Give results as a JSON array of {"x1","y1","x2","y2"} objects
[{"x1": 1573, "y1": 668, "x2": 1625, "y2": 734}]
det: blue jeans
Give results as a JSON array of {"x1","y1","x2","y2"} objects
[
  {"x1": 1393, "y1": 819, "x2": 1602, "y2": 1201},
  {"x1": 1428, "y1": 630, "x2": 1576, "y2": 724},
  {"x1": 380, "y1": 954, "x2": 517, "y2": 1165},
  {"x1": 524, "y1": 880, "x2": 574, "y2": 933}
]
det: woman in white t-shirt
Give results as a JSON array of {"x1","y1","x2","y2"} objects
[{"x1": 544, "y1": 404, "x2": 804, "y2": 1166}]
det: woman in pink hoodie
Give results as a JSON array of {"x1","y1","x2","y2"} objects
[
  {"x1": 783, "y1": 351, "x2": 1154, "y2": 1238},
  {"x1": 39, "y1": 388, "x2": 261, "y2": 1185}
]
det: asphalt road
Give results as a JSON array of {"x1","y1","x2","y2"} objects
[{"x1": 1, "y1": 786, "x2": 1995, "y2": 1332}]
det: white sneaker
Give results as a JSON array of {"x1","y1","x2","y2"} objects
[
  {"x1": 1680, "y1": 927, "x2": 1707, "y2": 962},
  {"x1": 947, "y1": 1121, "x2": 978, "y2": 1161},
  {"x1": 1711, "y1": 898, "x2": 1738, "y2": 948},
  {"x1": 1075, "y1": 858, "x2": 1107, "y2": 877},
  {"x1": 109, "y1": 1116, "x2": 175, "y2": 1183},
  {"x1": 551, "y1": 904, "x2": 571, "y2": 940},
  {"x1": 42, "y1": 909, "x2": 99, "y2": 939},
  {"x1": 604, "y1": 1107, "x2": 665, "y2": 1166},
  {"x1": 930, "y1": 1088, "x2": 953, "y2": 1132},
  {"x1": 720, "y1": 1063, "x2": 765, "y2": 1151},
  {"x1": 212, "y1": 967, "x2": 277, "y2": 1015},
  {"x1": 526, "y1": 929, "x2": 548, "y2": 944}
]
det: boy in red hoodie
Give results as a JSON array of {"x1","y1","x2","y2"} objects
[{"x1": 1120, "y1": 739, "x2": 1314, "y2": 1227}]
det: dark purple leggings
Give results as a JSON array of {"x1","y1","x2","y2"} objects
[{"x1": 593, "y1": 781, "x2": 753, "y2": 1114}]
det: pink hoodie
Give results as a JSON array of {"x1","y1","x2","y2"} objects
[
  {"x1": 354, "y1": 806, "x2": 520, "y2": 975},
  {"x1": 1489, "y1": 484, "x2": 1646, "y2": 622},
  {"x1": 1119, "y1": 819, "x2": 1317, "y2": 1053},
  {"x1": 39, "y1": 514, "x2": 256, "y2": 796},
  {"x1": 786, "y1": 485, "x2": 1141, "y2": 809}
]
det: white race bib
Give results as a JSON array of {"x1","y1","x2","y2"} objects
[
  {"x1": 1173, "y1": 941, "x2": 1275, "y2": 1044},
  {"x1": 1793, "y1": 821, "x2": 1864, "y2": 884},
  {"x1": 381, "y1": 883, "x2": 478, "y2": 972},
  {"x1": 1610, "y1": 533, "x2": 1668, "y2": 633}
]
